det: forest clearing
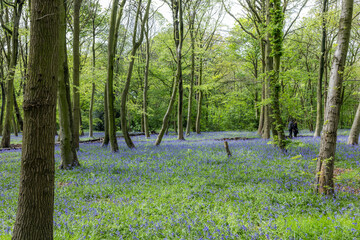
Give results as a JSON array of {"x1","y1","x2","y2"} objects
[
  {"x1": 1, "y1": 131, "x2": 360, "y2": 239},
  {"x1": 0, "y1": 0, "x2": 360, "y2": 238}
]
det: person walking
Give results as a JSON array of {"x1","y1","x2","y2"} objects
[
  {"x1": 293, "y1": 120, "x2": 299, "y2": 137},
  {"x1": 288, "y1": 119, "x2": 294, "y2": 138}
]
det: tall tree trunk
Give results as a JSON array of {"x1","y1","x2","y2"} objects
[
  {"x1": 107, "y1": 0, "x2": 127, "y2": 152},
  {"x1": 347, "y1": 101, "x2": 360, "y2": 145},
  {"x1": 0, "y1": 81, "x2": 5, "y2": 135},
  {"x1": 155, "y1": 76, "x2": 178, "y2": 145},
  {"x1": 171, "y1": 0, "x2": 185, "y2": 140},
  {"x1": 1, "y1": 0, "x2": 24, "y2": 148},
  {"x1": 186, "y1": 12, "x2": 195, "y2": 136},
  {"x1": 11, "y1": 0, "x2": 60, "y2": 238},
  {"x1": 102, "y1": 83, "x2": 109, "y2": 146},
  {"x1": 89, "y1": 83, "x2": 95, "y2": 138},
  {"x1": 195, "y1": 56, "x2": 203, "y2": 134},
  {"x1": 121, "y1": 0, "x2": 151, "y2": 149},
  {"x1": 143, "y1": 20, "x2": 150, "y2": 138},
  {"x1": 262, "y1": 38, "x2": 272, "y2": 139},
  {"x1": 58, "y1": 0, "x2": 79, "y2": 169},
  {"x1": 13, "y1": 90, "x2": 23, "y2": 131},
  {"x1": 72, "y1": 0, "x2": 83, "y2": 150},
  {"x1": 269, "y1": 0, "x2": 285, "y2": 150},
  {"x1": 314, "y1": 0, "x2": 329, "y2": 137},
  {"x1": 12, "y1": 114, "x2": 18, "y2": 136},
  {"x1": 314, "y1": 0, "x2": 354, "y2": 195}
]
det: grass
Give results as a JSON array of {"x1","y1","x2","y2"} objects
[{"x1": 0, "y1": 130, "x2": 360, "y2": 239}]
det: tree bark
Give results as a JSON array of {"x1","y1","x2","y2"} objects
[
  {"x1": 1, "y1": 0, "x2": 24, "y2": 148},
  {"x1": 143, "y1": 20, "x2": 150, "y2": 138},
  {"x1": 269, "y1": 0, "x2": 285, "y2": 150},
  {"x1": 89, "y1": 83, "x2": 95, "y2": 138},
  {"x1": 195, "y1": 56, "x2": 203, "y2": 134},
  {"x1": 314, "y1": 0, "x2": 328, "y2": 137},
  {"x1": 12, "y1": 0, "x2": 60, "y2": 238},
  {"x1": 58, "y1": 0, "x2": 79, "y2": 169},
  {"x1": 314, "y1": 0, "x2": 354, "y2": 195},
  {"x1": 0, "y1": 81, "x2": 5, "y2": 135},
  {"x1": 72, "y1": 0, "x2": 83, "y2": 150},
  {"x1": 186, "y1": 12, "x2": 195, "y2": 136},
  {"x1": 347, "y1": 101, "x2": 360, "y2": 145},
  {"x1": 155, "y1": 76, "x2": 178, "y2": 146},
  {"x1": 173, "y1": 0, "x2": 185, "y2": 140},
  {"x1": 13, "y1": 90, "x2": 23, "y2": 132},
  {"x1": 121, "y1": 0, "x2": 151, "y2": 148}
]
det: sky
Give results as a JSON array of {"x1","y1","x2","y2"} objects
[{"x1": 99, "y1": 0, "x2": 236, "y2": 31}]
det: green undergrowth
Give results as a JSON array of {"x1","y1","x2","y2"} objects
[{"x1": 0, "y1": 132, "x2": 359, "y2": 239}]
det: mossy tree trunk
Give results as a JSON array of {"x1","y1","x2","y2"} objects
[
  {"x1": 11, "y1": 0, "x2": 60, "y2": 238},
  {"x1": 269, "y1": 0, "x2": 285, "y2": 150},
  {"x1": 314, "y1": 0, "x2": 354, "y2": 196},
  {"x1": 1, "y1": 0, "x2": 24, "y2": 148}
]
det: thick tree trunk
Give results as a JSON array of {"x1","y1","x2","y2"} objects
[
  {"x1": 155, "y1": 76, "x2": 178, "y2": 146},
  {"x1": 314, "y1": 0, "x2": 354, "y2": 195},
  {"x1": 1, "y1": 0, "x2": 24, "y2": 148},
  {"x1": 58, "y1": 0, "x2": 79, "y2": 169},
  {"x1": 314, "y1": 0, "x2": 328, "y2": 137},
  {"x1": 72, "y1": 0, "x2": 83, "y2": 150},
  {"x1": 11, "y1": 0, "x2": 60, "y2": 238},
  {"x1": 347, "y1": 101, "x2": 360, "y2": 145},
  {"x1": 269, "y1": 0, "x2": 285, "y2": 150}
]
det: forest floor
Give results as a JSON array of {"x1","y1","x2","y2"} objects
[{"x1": 1, "y1": 130, "x2": 360, "y2": 239}]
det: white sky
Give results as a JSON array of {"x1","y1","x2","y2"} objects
[{"x1": 99, "y1": 0, "x2": 236, "y2": 30}]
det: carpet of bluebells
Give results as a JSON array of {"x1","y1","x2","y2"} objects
[{"x1": 1, "y1": 131, "x2": 360, "y2": 239}]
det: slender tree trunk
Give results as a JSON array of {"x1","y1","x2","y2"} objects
[
  {"x1": 1, "y1": 0, "x2": 24, "y2": 148},
  {"x1": 12, "y1": 114, "x2": 18, "y2": 136},
  {"x1": 58, "y1": 0, "x2": 79, "y2": 169},
  {"x1": 314, "y1": 0, "x2": 328, "y2": 137},
  {"x1": 0, "y1": 81, "x2": 5, "y2": 135},
  {"x1": 314, "y1": 0, "x2": 354, "y2": 195},
  {"x1": 121, "y1": 0, "x2": 151, "y2": 148},
  {"x1": 143, "y1": 21, "x2": 150, "y2": 138},
  {"x1": 72, "y1": 0, "x2": 83, "y2": 150},
  {"x1": 195, "y1": 56, "x2": 203, "y2": 134},
  {"x1": 186, "y1": 12, "x2": 195, "y2": 136},
  {"x1": 13, "y1": 90, "x2": 23, "y2": 132},
  {"x1": 347, "y1": 101, "x2": 360, "y2": 145},
  {"x1": 155, "y1": 76, "x2": 178, "y2": 145},
  {"x1": 102, "y1": 83, "x2": 109, "y2": 147},
  {"x1": 89, "y1": 83, "x2": 95, "y2": 138},
  {"x1": 257, "y1": 83, "x2": 265, "y2": 135},
  {"x1": 11, "y1": 0, "x2": 60, "y2": 238},
  {"x1": 262, "y1": 38, "x2": 272, "y2": 139},
  {"x1": 171, "y1": 0, "x2": 185, "y2": 140},
  {"x1": 107, "y1": 0, "x2": 127, "y2": 152}
]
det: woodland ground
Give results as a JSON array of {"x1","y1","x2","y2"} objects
[{"x1": 0, "y1": 130, "x2": 360, "y2": 239}]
